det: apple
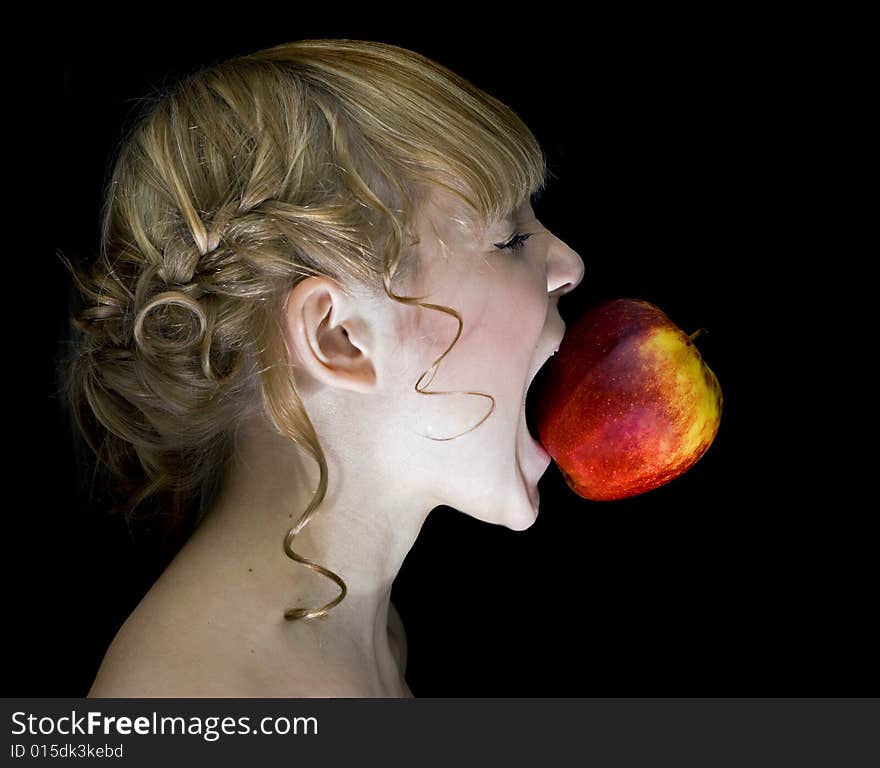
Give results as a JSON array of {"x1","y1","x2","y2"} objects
[{"x1": 532, "y1": 298, "x2": 722, "y2": 501}]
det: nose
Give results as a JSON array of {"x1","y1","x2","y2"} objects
[{"x1": 547, "y1": 234, "x2": 586, "y2": 298}]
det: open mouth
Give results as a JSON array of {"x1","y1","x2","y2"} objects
[
  {"x1": 524, "y1": 366, "x2": 546, "y2": 446},
  {"x1": 524, "y1": 346, "x2": 559, "y2": 448}
]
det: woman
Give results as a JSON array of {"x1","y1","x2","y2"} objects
[{"x1": 61, "y1": 38, "x2": 585, "y2": 698}]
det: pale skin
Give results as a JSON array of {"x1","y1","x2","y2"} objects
[{"x1": 86, "y1": 187, "x2": 585, "y2": 698}]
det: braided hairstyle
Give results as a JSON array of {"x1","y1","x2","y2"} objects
[{"x1": 58, "y1": 39, "x2": 549, "y2": 621}]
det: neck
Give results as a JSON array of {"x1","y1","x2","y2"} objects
[{"x1": 163, "y1": 418, "x2": 429, "y2": 689}]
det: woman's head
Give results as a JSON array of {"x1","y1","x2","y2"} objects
[{"x1": 59, "y1": 38, "x2": 583, "y2": 620}]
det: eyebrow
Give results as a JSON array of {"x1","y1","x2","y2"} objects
[
  {"x1": 483, "y1": 220, "x2": 517, "y2": 244},
  {"x1": 480, "y1": 197, "x2": 532, "y2": 238},
  {"x1": 489, "y1": 206, "x2": 521, "y2": 230},
  {"x1": 488, "y1": 216, "x2": 514, "y2": 231}
]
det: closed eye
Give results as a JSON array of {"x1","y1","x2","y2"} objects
[{"x1": 493, "y1": 232, "x2": 534, "y2": 252}]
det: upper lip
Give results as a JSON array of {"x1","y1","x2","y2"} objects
[
  {"x1": 548, "y1": 319, "x2": 566, "y2": 359},
  {"x1": 526, "y1": 324, "x2": 566, "y2": 391}
]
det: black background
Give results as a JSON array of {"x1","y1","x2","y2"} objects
[{"x1": 18, "y1": 19, "x2": 864, "y2": 697}]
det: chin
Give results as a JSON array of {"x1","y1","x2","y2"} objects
[
  {"x1": 505, "y1": 512, "x2": 538, "y2": 532},
  {"x1": 500, "y1": 455, "x2": 544, "y2": 530},
  {"x1": 507, "y1": 494, "x2": 540, "y2": 530},
  {"x1": 447, "y1": 457, "x2": 542, "y2": 529},
  {"x1": 496, "y1": 482, "x2": 542, "y2": 532},
  {"x1": 456, "y1": 486, "x2": 538, "y2": 530}
]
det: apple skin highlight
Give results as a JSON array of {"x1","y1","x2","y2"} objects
[{"x1": 533, "y1": 298, "x2": 723, "y2": 501}]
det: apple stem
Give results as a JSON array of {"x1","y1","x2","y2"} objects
[{"x1": 689, "y1": 328, "x2": 706, "y2": 343}]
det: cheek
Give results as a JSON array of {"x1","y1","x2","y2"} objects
[
  {"x1": 486, "y1": 273, "x2": 548, "y2": 350},
  {"x1": 466, "y1": 290, "x2": 546, "y2": 393},
  {"x1": 405, "y1": 260, "x2": 545, "y2": 387}
]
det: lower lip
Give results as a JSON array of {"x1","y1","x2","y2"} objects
[
  {"x1": 527, "y1": 428, "x2": 551, "y2": 465},
  {"x1": 520, "y1": 429, "x2": 549, "y2": 509},
  {"x1": 520, "y1": 411, "x2": 552, "y2": 473}
]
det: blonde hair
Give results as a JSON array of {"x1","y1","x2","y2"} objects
[{"x1": 58, "y1": 39, "x2": 549, "y2": 621}]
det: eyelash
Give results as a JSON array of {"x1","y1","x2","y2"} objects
[{"x1": 495, "y1": 232, "x2": 534, "y2": 253}]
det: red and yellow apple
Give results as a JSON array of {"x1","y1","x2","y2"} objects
[{"x1": 533, "y1": 298, "x2": 722, "y2": 501}]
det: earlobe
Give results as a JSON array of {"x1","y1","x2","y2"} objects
[{"x1": 283, "y1": 278, "x2": 378, "y2": 395}]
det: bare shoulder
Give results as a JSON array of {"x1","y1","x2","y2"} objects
[
  {"x1": 87, "y1": 664, "x2": 333, "y2": 698},
  {"x1": 87, "y1": 667, "x2": 251, "y2": 698},
  {"x1": 87, "y1": 630, "x2": 333, "y2": 698},
  {"x1": 87, "y1": 575, "x2": 408, "y2": 697},
  {"x1": 87, "y1": 603, "x2": 364, "y2": 698},
  {"x1": 86, "y1": 628, "x2": 260, "y2": 698},
  {"x1": 85, "y1": 596, "x2": 295, "y2": 698}
]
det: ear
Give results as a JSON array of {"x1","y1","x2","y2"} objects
[{"x1": 282, "y1": 277, "x2": 378, "y2": 394}]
